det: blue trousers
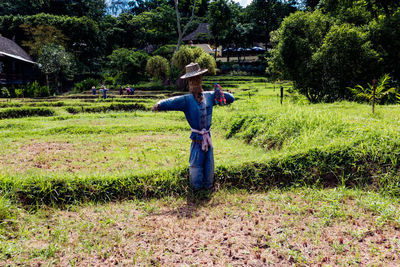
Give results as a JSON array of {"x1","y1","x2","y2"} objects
[{"x1": 189, "y1": 142, "x2": 214, "y2": 190}]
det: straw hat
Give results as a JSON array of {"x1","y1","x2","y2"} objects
[{"x1": 180, "y1": 62, "x2": 208, "y2": 79}]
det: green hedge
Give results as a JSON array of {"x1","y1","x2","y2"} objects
[
  {"x1": 0, "y1": 107, "x2": 55, "y2": 119},
  {"x1": 65, "y1": 103, "x2": 147, "y2": 114},
  {"x1": 204, "y1": 76, "x2": 267, "y2": 82},
  {"x1": 134, "y1": 85, "x2": 175, "y2": 91},
  {"x1": 2, "y1": 143, "x2": 399, "y2": 207},
  {"x1": 0, "y1": 102, "x2": 22, "y2": 108},
  {"x1": 27, "y1": 101, "x2": 65, "y2": 107}
]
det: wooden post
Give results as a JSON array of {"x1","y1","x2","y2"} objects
[
  {"x1": 372, "y1": 79, "x2": 378, "y2": 114},
  {"x1": 280, "y1": 86, "x2": 284, "y2": 105}
]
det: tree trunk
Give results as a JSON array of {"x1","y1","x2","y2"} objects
[
  {"x1": 214, "y1": 38, "x2": 218, "y2": 59},
  {"x1": 174, "y1": 0, "x2": 196, "y2": 52},
  {"x1": 177, "y1": 32, "x2": 183, "y2": 51},
  {"x1": 46, "y1": 74, "x2": 50, "y2": 91},
  {"x1": 55, "y1": 74, "x2": 59, "y2": 94}
]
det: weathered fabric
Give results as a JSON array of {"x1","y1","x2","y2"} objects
[
  {"x1": 157, "y1": 90, "x2": 234, "y2": 190},
  {"x1": 191, "y1": 128, "x2": 212, "y2": 152}
]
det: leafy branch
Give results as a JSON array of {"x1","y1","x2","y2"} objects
[{"x1": 347, "y1": 74, "x2": 397, "y2": 104}]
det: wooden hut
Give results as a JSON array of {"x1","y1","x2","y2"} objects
[
  {"x1": 183, "y1": 23, "x2": 221, "y2": 56},
  {"x1": 0, "y1": 36, "x2": 37, "y2": 85}
]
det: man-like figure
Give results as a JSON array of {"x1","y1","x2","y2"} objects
[{"x1": 153, "y1": 63, "x2": 234, "y2": 190}]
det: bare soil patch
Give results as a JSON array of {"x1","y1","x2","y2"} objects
[
  {"x1": 2, "y1": 189, "x2": 400, "y2": 266},
  {"x1": 0, "y1": 135, "x2": 186, "y2": 174}
]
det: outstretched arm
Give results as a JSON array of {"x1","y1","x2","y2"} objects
[
  {"x1": 224, "y1": 92, "x2": 234, "y2": 105},
  {"x1": 153, "y1": 95, "x2": 186, "y2": 112}
]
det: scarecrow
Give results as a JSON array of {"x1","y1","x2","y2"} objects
[{"x1": 153, "y1": 62, "x2": 234, "y2": 190}]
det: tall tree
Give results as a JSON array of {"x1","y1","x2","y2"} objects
[
  {"x1": 243, "y1": 0, "x2": 297, "y2": 45},
  {"x1": 174, "y1": 0, "x2": 197, "y2": 50},
  {"x1": 208, "y1": 0, "x2": 235, "y2": 58},
  {"x1": 20, "y1": 24, "x2": 69, "y2": 58},
  {"x1": 319, "y1": 0, "x2": 400, "y2": 18},
  {"x1": 304, "y1": 0, "x2": 320, "y2": 10},
  {"x1": 0, "y1": 0, "x2": 106, "y2": 20},
  {"x1": 38, "y1": 44, "x2": 75, "y2": 92},
  {"x1": 107, "y1": 48, "x2": 149, "y2": 83}
]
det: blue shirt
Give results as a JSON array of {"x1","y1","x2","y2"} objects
[{"x1": 158, "y1": 91, "x2": 234, "y2": 141}]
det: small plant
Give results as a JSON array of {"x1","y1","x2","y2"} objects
[
  {"x1": 103, "y1": 75, "x2": 117, "y2": 89},
  {"x1": 15, "y1": 88, "x2": 24, "y2": 98},
  {"x1": 347, "y1": 74, "x2": 396, "y2": 105},
  {"x1": 0, "y1": 87, "x2": 10, "y2": 98},
  {"x1": 33, "y1": 84, "x2": 50, "y2": 98},
  {"x1": 23, "y1": 81, "x2": 49, "y2": 98}
]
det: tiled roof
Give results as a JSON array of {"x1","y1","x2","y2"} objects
[{"x1": 183, "y1": 23, "x2": 211, "y2": 41}]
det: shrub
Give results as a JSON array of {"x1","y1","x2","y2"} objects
[
  {"x1": 24, "y1": 82, "x2": 36, "y2": 97},
  {"x1": 21, "y1": 81, "x2": 49, "y2": 98},
  {"x1": 268, "y1": 11, "x2": 333, "y2": 102},
  {"x1": 73, "y1": 78, "x2": 100, "y2": 93},
  {"x1": 14, "y1": 89, "x2": 24, "y2": 98},
  {"x1": 65, "y1": 103, "x2": 147, "y2": 114},
  {"x1": 268, "y1": 10, "x2": 382, "y2": 103},
  {"x1": 171, "y1": 46, "x2": 196, "y2": 70},
  {"x1": 146, "y1": 56, "x2": 170, "y2": 80},
  {"x1": 103, "y1": 75, "x2": 115, "y2": 88},
  {"x1": 228, "y1": 70, "x2": 247, "y2": 76},
  {"x1": 33, "y1": 84, "x2": 50, "y2": 97},
  {"x1": 153, "y1": 44, "x2": 176, "y2": 60},
  {"x1": 312, "y1": 24, "x2": 380, "y2": 102},
  {"x1": 171, "y1": 45, "x2": 217, "y2": 76},
  {"x1": 348, "y1": 74, "x2": 397, "y2": 104},
  {"x1": 0, "y1": 107, "x2": 55, "y2": 119},
  {"x1": 107, "y1": 48, "x2": 149, "y2": 84},
  {"x1": 196, "y1": 53, "x2": 216, "y2": 75},
  {"x1": 0, "y1": 87, "x2": 10, "y2": 98}
]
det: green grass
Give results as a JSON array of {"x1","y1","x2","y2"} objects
[
  {"x1": 1, "y1": 76, "x2": 400, "y2": 264},
  {"x1": 0, "y1": 77, "x2": 399, "y2": 207}
]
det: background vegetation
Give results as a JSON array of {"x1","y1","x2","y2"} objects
[
  {"x1": 0, "y1": 77, "x2": 399, "y2": 208},
  {"x1": 1, "y1": 0, "x2": 399, "y2": 103}
]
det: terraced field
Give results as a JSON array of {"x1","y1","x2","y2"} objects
[{"x1": 1, "y1": 76, "x2": 400, "y2": 265}]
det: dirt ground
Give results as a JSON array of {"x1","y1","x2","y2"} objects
[{"x1": 2, "y1": 188, "x2": 400, "y2": 266}]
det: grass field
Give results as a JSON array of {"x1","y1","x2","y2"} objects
[{"x1": 1, "y1": 76, "x2": 400, "y2": 265}]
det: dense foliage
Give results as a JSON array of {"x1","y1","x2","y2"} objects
[
  {"x1": 0, "y1": 0, "x2": 301, "y2": 90},
  {"x1": 38, "y1": 44, "x2": 74, "y2": 92},
  {"x1": 0, "y1": 0, "x2": 399, "y2": 100},
  {"x1": 1, "y1": 77, "x2": 400, "y2": 206},
  {"x1": 172, "y1": 46, "x2": 216, "y2": 75},
  {"x1": 107, "y1": 48, "x2": 150, "y2": 84},
  {"x1": 269, "y1": 2, "x2": 400, "y2": 102},
  {"x1": 146, "y1": 56, "x2": 170, "y2": 81}
]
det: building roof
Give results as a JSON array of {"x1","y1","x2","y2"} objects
[
  {"x1": 0, "y1": 36, "x2": 36, "y2": 64},
  {"x1": 191, "y1": 44, "x2": 213, "y2": 54},
  {"x1": 183, "y1": 23, "x2": 211, "y2": 41}
]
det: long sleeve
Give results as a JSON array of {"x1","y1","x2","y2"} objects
[
  {"x1": 157, "y1": 95, "x2": 187, "y2": 112},
  {"x1": 224, "y1": 92, "x2": 234, "y2": 105}
]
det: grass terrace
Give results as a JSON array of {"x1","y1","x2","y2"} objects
[{"x1": 0, "y1": 76, "x2": 399, "y2": 264}]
